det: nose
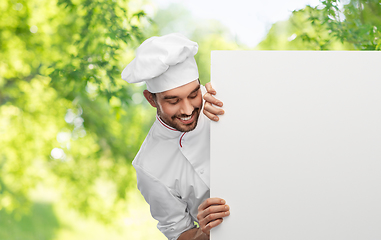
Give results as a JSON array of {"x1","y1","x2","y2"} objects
[{"x1": 180, "y1": 99, "x2": 194, "y2": 116}]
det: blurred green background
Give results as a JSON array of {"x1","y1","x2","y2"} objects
[{"x1": 0, "y1": 0, "x2": 380, "y2": 239}]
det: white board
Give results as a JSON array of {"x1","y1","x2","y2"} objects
[{"x1": 210, "y1": 51, "x2": 381, "y2": 240}]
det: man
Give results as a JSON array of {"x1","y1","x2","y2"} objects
[{"x1": 122, "y1": 33, "x2": 229, "y2": 240}]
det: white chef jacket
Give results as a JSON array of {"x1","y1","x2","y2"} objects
[{"x1": 132, "y1": 102, "x2": 210, "y2": 240}]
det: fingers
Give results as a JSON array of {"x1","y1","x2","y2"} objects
[
  {"x1": 203, "y1": 82, "x2": 224, "y2": 122},
  {"x1": 197, "y1": 198, "x2": 230, "y2": 236},
  {"x1": 203, "y1": 102, "x2": 224, "y2": 121},
  {"x1": 198, "y1": 198, "x2": 226, "y2": 211},
  {"x1": 203, "y1": 92, "x2": 223, "y2": 107},
  {"x1": 201, "y1": 218, "x2": 223, "y2": 234},
  {"x1": 203, "y1": 93, "x2": 224, "y2": 122},
  {"x1": 205, "y1": 82, "x2": 216, "y2": 95},
  {"x1": 198, "y1": 205, "x2": 230, "y2": 223},
  {"x1": 203, "y1": 107, "x2": 219, "y2": 122}
]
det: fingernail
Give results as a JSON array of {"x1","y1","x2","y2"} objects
[
  {"x1": 213, "y1": 117, "x2": 218, "y2": 121},
  {"x1": 221, "y1": 200, "x2": 225, "y2": 204},
  {"x1": 217, "y1": 102, "x2": 222, "y2": 107},
  {"x1": 226, "y1": 211, "x2": 230, "y2": 216}
]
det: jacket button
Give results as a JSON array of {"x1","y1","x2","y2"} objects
[{"x1": 200, "y1": 169, "x2": 204, "y2": 174}]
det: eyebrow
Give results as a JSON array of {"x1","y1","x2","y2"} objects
[{"x1": 163, "y1": 85, "x2": 200, "y2": 100}]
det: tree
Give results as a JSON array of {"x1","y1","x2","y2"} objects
[
  {"x1": 0, "y1": 0, "x2": 152, "y2": 222},
  {"x1": 257, "y1": 6, "x2": 350, "y2": 50},
  {"x1": 257, "y1": 0, "x2": 381, "y2": 50},
  {"x1": 317, "y1": 0, "x2": 381, "y2": 49}
]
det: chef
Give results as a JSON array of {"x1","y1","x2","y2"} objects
[{"x1": 122, "y1": 33, "x2": 229, "y2": 240}]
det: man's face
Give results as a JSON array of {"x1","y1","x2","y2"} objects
[{"x1": 145, "y1": 80, "x2": 203, "y2": 132}]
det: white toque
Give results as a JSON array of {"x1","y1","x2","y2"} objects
[{"x1": 121, "y1": 33, "x2": 199, "y2": 93}]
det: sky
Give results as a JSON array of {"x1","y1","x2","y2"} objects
[{"x1": 150, "y1": 0, "x2": 322, "y2": 47}]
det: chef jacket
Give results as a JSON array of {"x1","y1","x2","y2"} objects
[{"x1": 132, "y1": 98, "x2": 210, "y2": 240}]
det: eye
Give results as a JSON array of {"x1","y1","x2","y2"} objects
[
  {"x1": 189, "y1": 92, "x2": 198, "y2": 99},
  {"x1": 168, "y1": 99, "x2": 179, "y2": 105}
]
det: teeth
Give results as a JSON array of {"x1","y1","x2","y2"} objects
[{"x1": 180, "y1": 116, "x2": 191, "y2": 121}]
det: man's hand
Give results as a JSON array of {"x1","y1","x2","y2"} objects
[
  {"x1": 203, "y1": 82, "x2": 224, "y2": 121},
  {"x1": 197, "y1": 198, "x2": 230, "y2": 237},
  {"x1": 178, "y1": 198, "x2": 229, "y2": 240}
]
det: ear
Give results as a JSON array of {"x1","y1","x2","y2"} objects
[{"x1": 143, "y1": 90, "x2": 157, "y2": 108}]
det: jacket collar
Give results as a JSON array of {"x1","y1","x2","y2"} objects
[{"x1": 154, "y1": 115, "x2": 183, "y2": 139}]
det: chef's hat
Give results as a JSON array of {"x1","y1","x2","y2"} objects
[{"x1": 121, "y1": 33, "x2": 199, "y2": 93}]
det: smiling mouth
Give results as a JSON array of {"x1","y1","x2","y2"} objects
[
  {"x1": 180, "y1": 115, "x2": 192, "y2": 121},
  {"x1": 175, "y1": 109, "x2": 199, "y2": 124},
  {"x1": 177, "y1": 114, "x2": 194, "y2": 124}
]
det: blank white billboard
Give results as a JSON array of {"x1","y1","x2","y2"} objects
[{"x1": 210, "y1": 51, "x2": 381, "y2": 240}]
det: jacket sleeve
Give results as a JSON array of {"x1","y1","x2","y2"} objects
[{"x1": 134, "y1": 164, "x2": 195, "y2": 240}]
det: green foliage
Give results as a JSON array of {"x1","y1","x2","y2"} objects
[
  {"x1": 257, "y1": 5, "x2": 349, "y2": 50},
  {"x1": 0, "y1": 202, "x2": 59, "y2": 240},
  {"x1": 0, "y1": 0, "x2": 153, "y2": 223},
  {"x1": 319, "y1": 0, "x2": 381, "y2": 49},
  {"x1": 257, "y1": 0, "x2": 381, "y2": 50}
]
